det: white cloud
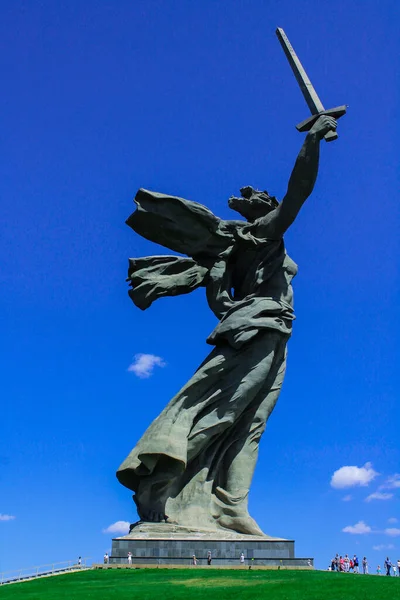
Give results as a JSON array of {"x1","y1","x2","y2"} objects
[
  {"x1": 380, "y1": 474, "x2": 400, "y2": 490},
  {"x1": 0, "y1": 514, "x2": 15, "y2": 521},
  {"x1": 127, "y1": 354, "x2": 166, "y2": 378},
  {"x1": 373, "y1": 544, "x2": 394, "y2": 551},
  {"x1": 384, "y1": 528, "x2": 400, "y2": 537},
  {"x1": 342, "y1": 521, "x2": 372, "y2": 535},
  {"x1": 331, "y1": 462, "x2": 378, "y2": 489},
  {"x1": 365, "y1": 492, "x2": 393, "y2": 502},
  {"x1": 388, "y1": 517, "x2": 398, "y2": 524},
  {"x1": 342, "y1": 494, "x2": 352, "y2": 502},
  {"x1": 102, "y1": 521, "x2": 130, "y2": 535}
]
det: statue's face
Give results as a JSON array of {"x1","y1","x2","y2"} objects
[
  {"x1": 228, "y1": 193, "x2": 275, "y2": 221},
  {"x1": 227, "y1": 195, "x2": 247, "y2": 213}
]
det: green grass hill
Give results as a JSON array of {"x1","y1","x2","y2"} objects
[{"x1": 1, "y1": 568, "x2": 399, "y2": 600}]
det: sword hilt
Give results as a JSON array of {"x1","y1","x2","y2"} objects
[
  {"x1": 324, "y1": 130, "x2": 338, "y2": 143},
  {"x1": 296, "y1": 105, "x2": 347, "y2": 143}
]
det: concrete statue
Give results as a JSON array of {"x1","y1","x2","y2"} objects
[{"x1": 116, "y1": 28, "x2": 345, "y2": 538}]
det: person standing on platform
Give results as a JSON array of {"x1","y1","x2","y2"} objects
[
  {"x1": 362, "y1": 557, "x2": 368, "y2": 574},
  {"x1": 384, "y1": 557, "x2": 392, "y2": 576},
  {"x1": 344, "y1": 554, "x2": 350, "y2": 572},
  {"x1": 127, "y1": 552, "x2": 132, "y2": 565},
  {"x1": 334, "y1": 554, "x2": 339, "y2": 571},
  {"x1": 353, "y1": 555, "x2": 359, "y2": 573},
  {"x1": 192, "y1": 555, "x2": 197, "y2": 566},
  {"x1": 240, "y1": 552, "x2": 245, "y2": 565},
  {"x1": 207, "y1": 551, "x2": 212, "y2": 565}
]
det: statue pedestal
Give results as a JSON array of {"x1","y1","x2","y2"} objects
[{"x1": 110, "y1": 523, "x2": 312, "y2": 567}]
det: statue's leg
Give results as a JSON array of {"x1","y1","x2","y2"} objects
[
  {"x1": 167, "y1": 332, "x2": 288, "y2": 532},
  {"x1": 165, "y1": 335, "x2": 282, "y2": 527},
  {"x1": 213, "y1": 335, "x2": 287, "y2": 535}
]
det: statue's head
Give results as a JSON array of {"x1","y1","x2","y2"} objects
[{"x1": 228, "y1": 186, "x2": 279, "y2": 221}]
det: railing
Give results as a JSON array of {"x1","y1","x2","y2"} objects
[{"x1": 0, "y1": 557, "x2": 92, "y2": 585}]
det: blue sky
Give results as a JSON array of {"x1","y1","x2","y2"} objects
[{"x1": 1, "y1": 0, "x2": 399, "y2": 573}]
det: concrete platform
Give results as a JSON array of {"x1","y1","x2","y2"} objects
[{"x1": 110, "y1": 523, "x2": 313, "y2": 567}]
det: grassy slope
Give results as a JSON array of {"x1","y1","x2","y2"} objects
[{"x1": 1, "y1": 569, "x2": 399, "y2": 600}]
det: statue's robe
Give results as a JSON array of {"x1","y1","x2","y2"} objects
[{"x1": 117, "y1": 189, "x2": 297, "y2": 535}]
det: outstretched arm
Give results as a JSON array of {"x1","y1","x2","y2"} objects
[{"x1": 258, "y1": 115, "x2": 337, "y2": 239}]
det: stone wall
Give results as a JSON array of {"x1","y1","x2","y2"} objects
[{"x1": 110, "y1": 537, "x2": 313, "y2": 567}]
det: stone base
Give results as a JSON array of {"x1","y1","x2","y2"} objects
[{"x1": 111, "y1": 523, "x2": 313, "y2": 567}]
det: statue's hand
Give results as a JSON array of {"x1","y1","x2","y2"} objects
[{"x1": 308, "y1": 115, "x2": 337, "y2": 140}]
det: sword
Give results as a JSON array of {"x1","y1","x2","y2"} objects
[{"x1": 276, "y1": 27, "x2": 346, "y2": 142}]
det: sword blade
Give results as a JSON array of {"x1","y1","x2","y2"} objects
[{"x1": 276, "y1": 27, "x2": 324, "y2": 116}]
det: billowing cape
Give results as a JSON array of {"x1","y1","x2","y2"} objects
[{"x1": 126, "y1": 189, "x2": 294, "y2": 348}]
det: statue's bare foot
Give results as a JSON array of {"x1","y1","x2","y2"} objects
[
  {"x1": 217, "y1": 514, "x2": 265, "y2": 536},
  {"x1": 133, "y1": 492, "x2": 168, "y2": 522},
  {"x1": 142, "y1": 508, "x2": 167, "y2": 522},
  {"x1": 133, "y1": 477, "x2": 172, "y2": 522}
]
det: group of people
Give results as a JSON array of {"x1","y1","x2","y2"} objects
[
  {"x1": 329, "y1": 554, "x2": 362, "y2": 573},
  {"x1": 191, "y1": 551, "x2": 212, "y2": 566},
  {"x1": 381, "y1": 558, "x2": 400, "y2": 576},
  {"x1": 329, "y1": 554, "x2": 400, "y2": 576}
]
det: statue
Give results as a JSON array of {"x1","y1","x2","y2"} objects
[{"x1": 117, "y1": 29, "x2": 345, "y2": 537}]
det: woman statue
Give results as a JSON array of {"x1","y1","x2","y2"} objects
[{"x1": 117, "y1": 116, "x2": 337, "y2": 536}]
